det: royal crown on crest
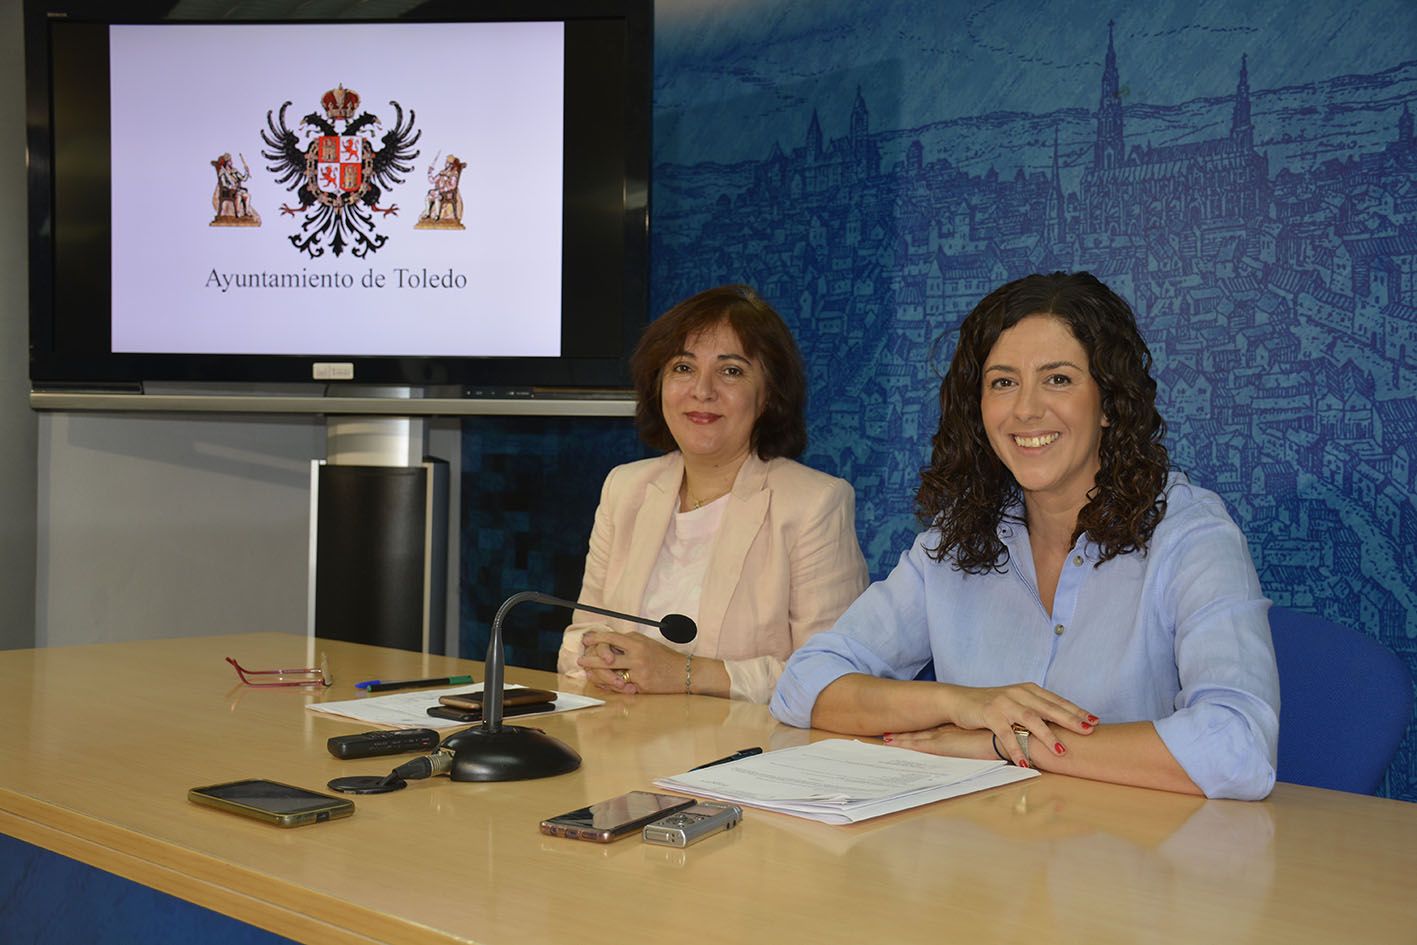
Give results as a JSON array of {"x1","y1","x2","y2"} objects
[{"x1": 321, "y1": 85, "x2": 361, "y2": 121}]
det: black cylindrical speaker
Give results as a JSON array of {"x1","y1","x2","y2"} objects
[{"x1": 312, "y1": 462, "x2": 447, "y2": 652}]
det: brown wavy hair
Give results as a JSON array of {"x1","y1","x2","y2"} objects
[
  {"x1": 631, "y1": 285, "x2": 807, "y2": 459},
  {"x1": 916, "y1": 271, "x2": 1169, "y2": 572}
]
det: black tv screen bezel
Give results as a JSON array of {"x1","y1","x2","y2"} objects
[{"x1": 25, "y1": 0, "x2": 651, "y2": 392}]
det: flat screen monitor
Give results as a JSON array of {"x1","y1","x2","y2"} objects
[{"x1": 25, "y1": 0, "x2": 651, "y2": 393}]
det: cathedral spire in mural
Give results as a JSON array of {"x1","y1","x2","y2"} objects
[
  {"x1": 1093, "y1": 20, "x2": 1124, "y2": 171},
  {"x1": 807, "y1": 109, "x2": 823, "y2": 162},
  {"x1": 1232, "y1": 53, "x2": 1254, "y2": 148},
  {"x1": 1047, "y1": 125, "x2": 1065, "y2": 246},
  {"x1": 850, "y1": 86, "x2": 870, "y2": 154},
  {"x1": 1081, "y1": 26, "x2": 1268, "y2": 237}
]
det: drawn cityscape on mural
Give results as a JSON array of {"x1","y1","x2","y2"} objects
[{"x1": 647, "y1": 22, "x2": 1417, "y2": 792}]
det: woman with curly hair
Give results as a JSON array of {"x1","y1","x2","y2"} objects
[{"x1": 771, "y1": 272, "x2": 1279, "y2": 799}]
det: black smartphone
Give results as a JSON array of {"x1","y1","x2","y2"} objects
[
  {"x1": 437, "y1": 688, "x2": 557, "y2": 710},
  {"x1": 539, "y1": 791, "x2": 696, "y2": 843},
  {"x1": 188, "y1": 779, "x2": 354, "y2": 827},
  {"x1": 426, "y1": 701, "x2": 556, "y2": 723}
]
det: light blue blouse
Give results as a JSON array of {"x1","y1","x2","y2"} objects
[{"x1": 771, "y1": 476, "x2": 1280, "y2": 800}]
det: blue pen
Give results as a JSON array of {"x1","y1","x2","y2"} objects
[{"x1": 356, "y1": 674, "x2": 474, "y2": 693}]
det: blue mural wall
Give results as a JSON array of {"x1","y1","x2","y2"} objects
[
  {"x1": 461, "y1": 417, "x2": 647, "y2": 669},
  {"x1": 463, "y1": 0, "x2": 1417, "y2": 800}
]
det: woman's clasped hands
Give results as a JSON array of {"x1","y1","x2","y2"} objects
[
  {"x1": 884, "y1": 681, "x2": 1098, "y2": 768},
  {"x1": 577, "y1": 629, "x2": 684, "y2": 695}
]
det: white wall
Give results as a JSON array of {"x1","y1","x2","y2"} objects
[
  {"x1": 2, "y1": 0, "x2": 38, "y2": 650},
  {"x1": 36, "y1": 411, "x2": 462, "y2": 649},
  {"x1": 37, "y1": 412, "x2": 323, "y2": 645}
]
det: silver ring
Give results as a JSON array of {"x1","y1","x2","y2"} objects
[{"x1": 1011, "y1": 723, "x2": 1032, "y2": 767}]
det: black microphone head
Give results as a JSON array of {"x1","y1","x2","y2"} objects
[{"x1": 659, "y1": 613, "x2": 698, "y2": 644}]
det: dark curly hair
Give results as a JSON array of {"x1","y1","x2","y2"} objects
[
  {"x1": 917, "y1": 271, "x2": 1169, "y2": 572},
  {"x1": 631, "y1": 285, "x2": 807, "y2": 460}
]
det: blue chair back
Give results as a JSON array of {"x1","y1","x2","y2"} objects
[{"x1": 1269, "y1": 606, "x2": 1414, "y2": 794}]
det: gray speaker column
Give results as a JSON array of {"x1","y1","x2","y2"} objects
[{"x1": 308, "y1": 389, "x2": 448, "y2": 653}]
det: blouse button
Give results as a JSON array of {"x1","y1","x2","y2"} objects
[
  {"x1": 1054, "y1": 624, "x2": 1065, "y2": 635},
  {"x1": 1073, "y1": 555, "x2": 1084, "y2": 566}
]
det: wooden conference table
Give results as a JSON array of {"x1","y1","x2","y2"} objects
[{"x1": 1, "y1": 633, "x2": 1414, "y2": 945}]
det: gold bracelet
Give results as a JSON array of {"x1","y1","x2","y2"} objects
[{"x1": 684, "y1": 654, "x2": 693, "y2": 694}]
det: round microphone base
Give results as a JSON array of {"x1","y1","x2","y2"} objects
[{"x1": 440, "y1": 724, "x2": 582, "y2": 782}]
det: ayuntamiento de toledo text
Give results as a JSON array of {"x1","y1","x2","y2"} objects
[{"x1": 205, "y1": 267, "x2": 467, "y2": 293}]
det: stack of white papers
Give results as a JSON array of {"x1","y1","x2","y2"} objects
[
  {"x1": 307, "y1": 683, "x2": 603, "y2": 729},
  {"x1": 655, "y1": 738, "x2": 1037, "y2": 824}
]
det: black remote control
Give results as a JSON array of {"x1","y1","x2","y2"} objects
[{"x1": 327, "y1": 728, "x2": 441, "y2": 760}]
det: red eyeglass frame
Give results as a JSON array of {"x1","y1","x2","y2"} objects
[{"x1": 225, "y1": 654, "x2": 331, "y2": 687}]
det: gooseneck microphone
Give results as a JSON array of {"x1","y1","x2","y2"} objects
[
  {"x1": 437, "y1": 591, "x2": 698, "y2": 782},
  {"x1": 561, "y1": 593, "x2": 698, "y2": 645}
]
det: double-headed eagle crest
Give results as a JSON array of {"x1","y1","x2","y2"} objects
[{"x1": 261, "y1": 85, "x2": 420, "y2": 258}]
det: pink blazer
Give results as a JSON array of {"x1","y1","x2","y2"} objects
[{"x1": 558, "y1": 452, "x2": 869, "y2": 702}]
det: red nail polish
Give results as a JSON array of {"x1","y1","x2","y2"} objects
[
  {"x1": 1054, "y1": 742, "x2": 1065, "y2": 755},
  {"x1": 882, "y1": 734, "x2": 894, "y2": 743},
  {"x1": 1018, "y1": 758, "x2": 1029, "y2": 769},
  {"x1": 1087, "y1": 715, "x2": 1099, "y2": 724},
  {"x1": 1081, "y1": 721, "x2": 1093, "y2": 730}
]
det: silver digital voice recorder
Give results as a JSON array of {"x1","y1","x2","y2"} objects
[{"x1": 642, "y1": 802, "x2": 742, "y2": 847}]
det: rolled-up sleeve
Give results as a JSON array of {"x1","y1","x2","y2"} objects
[{"x1": 1152, "y1": 495, "x2": 1279, "y2": 800}]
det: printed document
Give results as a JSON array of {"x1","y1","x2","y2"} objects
[{"x1": 655, "y1": 738, "x2": 1036, "y2": 824}]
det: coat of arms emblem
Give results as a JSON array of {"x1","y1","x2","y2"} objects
[{"x1": 261, "y1": 85, "x2": 420, "y2": 258}]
